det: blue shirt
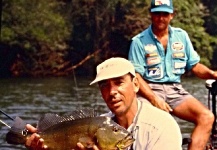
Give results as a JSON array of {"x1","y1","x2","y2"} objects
[{"x1": 128, "y1": 25, "x2": 200, "y2": 83}]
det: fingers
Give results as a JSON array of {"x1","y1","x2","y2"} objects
[
  {"x1": 25, "y1": 133, "x2": 39, "y2": 149},
  {"x1": 36, "y1": 138, "x2": 48, "y2": 149},
  {"x1": 76, "y1": 143, "x2": 99, "y2": 150},
  {"x1": 213, "y1": 71, "x2": 217, "y2": 78},
  {"x1": 26, "y1": 124, "x2": 37, "y2": 133},
  {"x1": 154, "y1": 99, "x2": 172, "y2": 113},
  {"x1": 92, "y1": 145, "x2": 100, "y2": 150},
  {"x1": 165, "y1": 103, "x2": 173, "y2": 112},
  {"x1": 162, "y1": 106, "x2": 170, "y2": 113},
  {"x1": 158, "y1": 98, "x2": 173, "y2": 113},
  {"x1": 161, "y1": 102, "x2": 172, "y2": 113},
  {"x1": 76, "y1": 143, "x2": 85, "y2": 150},
  {"x1": 25, "y1": 133, "x2": 48, "y2": 150}
]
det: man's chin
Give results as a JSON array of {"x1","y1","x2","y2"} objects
[{"x1": 111, "y1": 107, "x2": 125, "y2": 116}]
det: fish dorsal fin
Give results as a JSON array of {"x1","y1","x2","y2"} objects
[
  {"x1": 64, "y1": 108, "x2": 96, "y2": 120},
  {"x1": 37, "y1": 109, "x2": 96, "y2": 132}
]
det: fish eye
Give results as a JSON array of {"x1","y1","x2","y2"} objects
[{"x1": 113, "y1": 126, "x2": 119, "y2": 132}]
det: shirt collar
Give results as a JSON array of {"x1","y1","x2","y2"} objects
[{"x1": 148, "y1": 25, "x2": 173, "y2": 39}]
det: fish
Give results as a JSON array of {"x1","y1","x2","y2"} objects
[{"x1": 6, "y1": 109, "x2": 134, "y2": 150}]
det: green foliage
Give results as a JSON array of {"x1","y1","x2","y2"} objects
[
  {"x1": 68, "y1": 0, "x2": 151, "y2": 61},
  {"x1": 202, "y1": 0, "x2": 217, "y2": 36},
  {"x1": 201, "y1": 0, "x2": 217, "y2": 68},
  {"x1": 171, "y1": 0, "x2": 216, "y2": 66},
  {"x1": 1, "y1": 0, "x2": 217, "y2": 77},
  {"x1": 115, "y1": 0, "x2": 151, "y2": 39},
  {"x1": 68, "y1": 0, "x2": 122, "y2": 61},
  {"x1": 1, "y1": 0, "x2": 71, "y2": 50},
  {"x1": 1, "y1": 0, "x2": 71, "y2": 76}
]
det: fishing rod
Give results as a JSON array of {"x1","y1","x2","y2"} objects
[
  {"x1": 0, "y1": 119, "x2": 11, "y2": 128},
  {"x1": 0, "y1": 109, "x2": 14, "y2": 121},
  {"x1": 0, "y1": 110, "x2": 28, "y2": 137},
  {"x1": 0, "y1": 109, "x2": 14, "y2": 128}
]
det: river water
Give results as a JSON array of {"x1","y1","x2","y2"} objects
[{"x1": 0, "y1": 76, "x2": 214, "y2": 150}]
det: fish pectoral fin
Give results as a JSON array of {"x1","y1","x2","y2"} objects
[{"x1": 79, "y1": 137, "x2": 95, "y2": 148}]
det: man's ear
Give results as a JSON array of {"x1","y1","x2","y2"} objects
[
  {"x1": 133, "y1": 77, "x2": 140, "y2": 93},
  {"x1": 170, "y1": 12, "x2": 175, "y2": 20}
]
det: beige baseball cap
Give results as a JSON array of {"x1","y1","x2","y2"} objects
[{"x1": 90, "y1": 57, "x2": 136, "y2": 85}]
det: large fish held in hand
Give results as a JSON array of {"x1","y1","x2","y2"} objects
[{"x1": 6, "y1": 109, "x2": 134, "y2": 150}]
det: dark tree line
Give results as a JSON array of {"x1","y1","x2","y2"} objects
[
  {"x1": 0, "y1": 0, "x2": 216, "y2": 77},
  {"x1": 202, "y1": 0, "x2": 217, "y2": 69}
]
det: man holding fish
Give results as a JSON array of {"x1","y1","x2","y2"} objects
[{"x1": 24, "y1": 57, "x2": 182, "y2": 150}]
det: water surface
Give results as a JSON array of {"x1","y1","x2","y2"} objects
[{"x1": 0, "y1": 77, "x2": 213, "y2": 149}]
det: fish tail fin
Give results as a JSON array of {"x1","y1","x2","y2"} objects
[{"x1": 6, "y1": 117, "x2": 28, "y2": 144}]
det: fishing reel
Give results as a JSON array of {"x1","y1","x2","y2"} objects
[
  {"x1": 206, "y1": 80, "x2": 217, "y2": 96},
  {"x1": 206, "y1": 80, "x2": 217, "y2": 149},
  {"x1": 5, "y1": 116, "x2": 29, "y2": 144}
]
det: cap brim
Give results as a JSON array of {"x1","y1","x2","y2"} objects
[
  {"x1": 151, "y1": 7, "x2": 173, "y2": 13},
  {"x1": 89, "y1": 72, "x2": 127, "y2": 85},
  {"x1": 89, "y1": 79, "x2": 99, "y2": 85},
  {"x1": 90, "y1": 71, "x2": 135, "y2": 85}
]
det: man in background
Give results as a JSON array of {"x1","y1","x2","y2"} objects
[{"x1": 128, "y1": 0, "x2": 217, "y2": 149}]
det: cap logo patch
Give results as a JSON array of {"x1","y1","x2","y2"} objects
[
  {"x1": 155, "y1": 0, "x2": 170, "y2": 6},
  {"x1": 99, "y1": 64, "x2": 115, "y2": 70}
]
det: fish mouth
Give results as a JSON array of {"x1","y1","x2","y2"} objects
[{"x1": 116, "y1": 134, "x2": 135, "y2": 150}]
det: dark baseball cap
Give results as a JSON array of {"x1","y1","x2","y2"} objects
[{"x1": 150, "y1": 0, "x2": 174, "y2": 13}]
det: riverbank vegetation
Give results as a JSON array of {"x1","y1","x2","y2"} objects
[{"x1": 0, "y1": 0, "x2": 216, "y2": 77}]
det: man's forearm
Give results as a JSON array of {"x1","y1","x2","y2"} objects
[{"x1": 192, "y1": 63, "x2": 217, "y2": 79}]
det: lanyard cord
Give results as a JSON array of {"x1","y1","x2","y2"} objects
[
  {"x1": 111, "y1": 101, "x2": 143, "y2": 150},
  {"x1": 129, "y1": 101, "x2": 143, "y2": 150}
]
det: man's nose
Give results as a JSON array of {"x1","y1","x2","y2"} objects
[
  {"x1": 159, "y1": 14, "x2": 164, "y2": 20},
  {"x1": 108, "y1": 84, "x2": 118, "y2": 95}
]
